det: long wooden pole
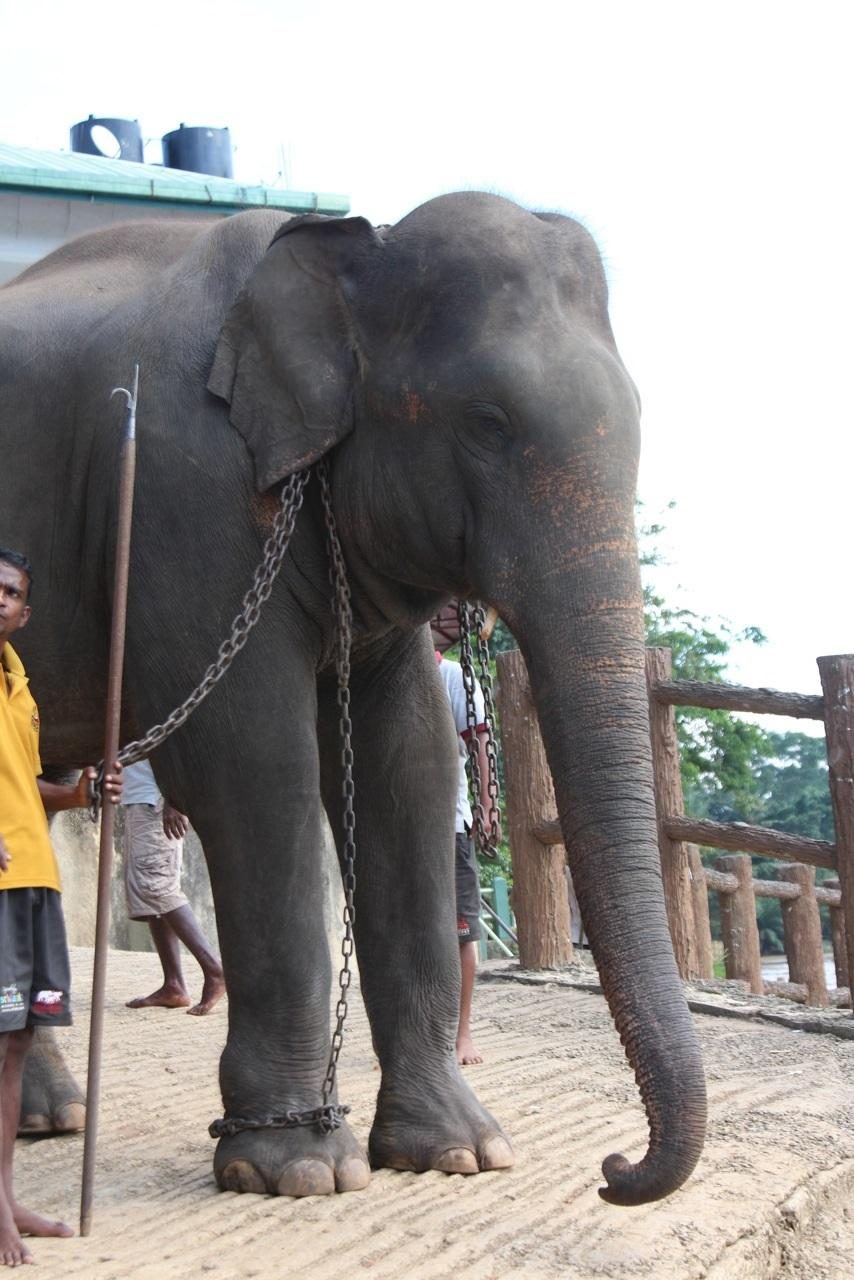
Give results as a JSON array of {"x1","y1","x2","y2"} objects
[
  {"x1": 817, "y1": 656, "x2": 854, "y2": 1018},
  {"x1": 494, "y1": 648, "x2": 572, "y2": 969},
  {"x1": 645, "y1": 648, "x2": 699, "y2": 978},
  {"x1": 80, "y1": 366, "x2": 138, "y2": 1236}
]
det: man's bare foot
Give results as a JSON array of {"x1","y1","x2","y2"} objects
[
  {"x1": 187, "y1": 972, "x2": 225, "y2": 1016},
  {"x1": 0, "y1": 1221, "x2": 33, "y2": 1267},
  {"x1": 14, "y1": 1206, "x2": 73, "y2": 1239},
  {"x1": 456, "y1": 1032, "x2": 484, "y2": 1066},
  {"x1": 126, "y1": 985, "x2": 191, "y2": 1010}
]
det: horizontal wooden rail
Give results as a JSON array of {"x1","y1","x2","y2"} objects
[
  {"x1": 703, "y1": 869, "x2": 841, "y2": 906},
  {"x1": 662, "y1": 816, "x2": 836, "y2": 870},
  {"x1": 815, "y1": 885, "x2": 843, "y2": 906},
  {"x1": 650, "y1": 678, "x2": 824, "y2": 721},
  {"x1": 752, "y1": 878, "x2": 801, "y2": 900},
  {"x1": 703, "y1": 867, "x2": 737, "y2": 893},
  {"x1": 534, "y1": 814, "x2": 838, "y2": 872}
]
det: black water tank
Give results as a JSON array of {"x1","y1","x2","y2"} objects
[
  {"x1": 161, "y1": 125, "x2": 233, "y2": 179},
  {"x1": 70, "y1": 116, "x2": 144, "y2": 161}
]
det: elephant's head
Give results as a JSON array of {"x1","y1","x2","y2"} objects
[{"x1": 208, "y1": 191, "x2": 707, "y2": 1205}]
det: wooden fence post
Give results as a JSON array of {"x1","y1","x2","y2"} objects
[
  {"x1": 824, "y1": 878, "x2": 850, "y2": 989},
  {"x1": 817, "y1": 655, "x2": 854, "y2": 1009},
  {"x1": 495, "y1": 649, "x2": 572, "y2": 969},
  {"x1": 646, "y1": 648, "x2": 699, "y2": 978},
  {"x1": 716, "y1": 854, "x2": 763, "y2": 993},
  {"x1": 688, "y1": 844, "x2": 714, "y2": 979},
  {"x1": 778, "y1": 863, "x2": 828, "y2": 1007}
]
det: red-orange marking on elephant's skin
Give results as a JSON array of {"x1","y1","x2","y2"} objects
[
  {"x1": 250, "y1": 490, "x2": 280, "y2": 535},
  {"x1": 403, "y1": 390, "x2": 427, "y2": 424}
]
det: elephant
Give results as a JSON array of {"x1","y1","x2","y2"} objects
[{"x1": 1, "y1": 191, "x2": 706, "y2": 1205}]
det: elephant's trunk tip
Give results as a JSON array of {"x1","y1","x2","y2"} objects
[{"x1": 597, "y1": 1141, "x2": 703, "y2": 1207}]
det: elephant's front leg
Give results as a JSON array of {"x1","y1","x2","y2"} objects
[
  {"x1": 319, "y1": 634, "x2": 513, "y2": 1177},
  {"x1": 180, "y1": 690, "x2": 370, "y2": 1198}
]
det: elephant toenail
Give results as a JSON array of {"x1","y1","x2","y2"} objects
[
  {"x1": 54, "y1": 1102, "x2": 86, "y2": 1133},
  {"x1": 17, "y1": 1114, "x2": 51, "y2": 1135},
  {"x1": 481, "y1": 1137, "x2": 514, "y2": 1170},
  {"x1": 276, "y1": 1159, "x2": 336, "y2": 1197},
  {"x1": 218, "y1": 1159, "x2": 267, "y2": 1194},
  {"x1": 434, "y1": 1147, "x2": 479, "y2": 1175},
  {"x1": 335, "y1": 1155, "x2": 371, "y2": 1192}
]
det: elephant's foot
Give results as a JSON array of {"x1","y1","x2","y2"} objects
[
  {"x1": 19, "y1": 1028, "x2": 86, "y2": 1137},
  {"x1": 369, "y1": 1070, "x2": 514, "y2": 1175},
  {"x1": 214, "y1": 1120, "x2": 370, "y2": 1197}
]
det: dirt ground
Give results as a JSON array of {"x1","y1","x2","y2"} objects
[{"x1": 15, "y1": 947, "x2": 854, "y2": 1279}]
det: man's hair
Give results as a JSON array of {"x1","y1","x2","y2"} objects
[{"x1": 0, "y1": 549, "x2": 34, "y2": 600}]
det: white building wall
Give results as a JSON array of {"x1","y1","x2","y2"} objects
[{"x1": 0, "y1": 190, "x2": 225, "y2": 285}]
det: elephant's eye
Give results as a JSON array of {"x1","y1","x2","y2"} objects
[{"x1": 461, "y1": 402, "x2": 512, "y2": 453}]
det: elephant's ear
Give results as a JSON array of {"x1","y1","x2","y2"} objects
[{"x1": 208, "y1": 214, "x2": 379, "y2": 492}]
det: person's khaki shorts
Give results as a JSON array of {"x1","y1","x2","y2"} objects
[{"x1": 123, "y1": 802, "x2": 188, "y2": 919}]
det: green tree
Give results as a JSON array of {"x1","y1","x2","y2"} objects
[
  {"x1": 639, "y1": 508, "x2": 770, "y2": 823},
  {"x1": 756, "y1": 732, "x2": 834, "y2": 842},
  {"x1": 638, "y1": 506, "x2": 833, "y2": 955}
]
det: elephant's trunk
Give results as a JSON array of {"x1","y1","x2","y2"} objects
[{"x1": 502, "y1": 516, "x2": 707, "y2": 1206}]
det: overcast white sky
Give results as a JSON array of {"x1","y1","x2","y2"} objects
[{"x1": 2, "y1": 0, "x2": 851, "y2": 711}]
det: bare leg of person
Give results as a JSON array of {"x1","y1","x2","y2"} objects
[
  {"x1": 126, "y1": 916, "x2": 191, "y2": 1009},
  {"x1": 1, "y1": 1028, "x2": 72, "y2": 1266},
  {"x1": 456, "y1": 941, "x2": 483, "y2": 1066},
  {"x1": 162, "y1": 905, "x2": 225, "y2": 1015}
]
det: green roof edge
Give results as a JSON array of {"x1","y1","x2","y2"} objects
[{"x1": 0, "y1": 163, "x2": 349, "y2": 216}]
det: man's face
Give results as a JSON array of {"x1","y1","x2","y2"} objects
[{"x1": 0, "y1": 563, "x2": 31, "y2": 646}]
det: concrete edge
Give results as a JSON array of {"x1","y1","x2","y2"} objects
[
  {"x1": 479, "y1": 966, "x2": 854, "y2": 1039},
  {"x1": 704, "y1": 1157, "x2": 854, "y2": 1279}
]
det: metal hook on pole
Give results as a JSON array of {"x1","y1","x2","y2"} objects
[
  {"x1": 80, "y1": 364, "x2": 139, "y2": 1236},
  {"x1": 110, "y1": 363, "x2": 139, "y2": 419}
]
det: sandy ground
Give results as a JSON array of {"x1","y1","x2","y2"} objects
[{"x1": 14, "y1": 947, "x2": 854, "y2": 1279}]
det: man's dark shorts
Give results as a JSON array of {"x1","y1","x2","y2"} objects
[
  {"x1": 455, "y1": 832, "x2": 482, "y2": 942},
  {"x1": 0, "y1": 888, "x2": 72, "y2": 1031}
]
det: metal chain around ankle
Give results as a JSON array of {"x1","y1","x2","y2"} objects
[
  {"x1": 458, "y1": 600, "x2": 502, "y2": 859},
  {"x1": 317, "y1": 457, "x2": 357, "y2": 1113},
  {"x1": 209, "y1": 1104, "x2": 349, "y2": 1140}
]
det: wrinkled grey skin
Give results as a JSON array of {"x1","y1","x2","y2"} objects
[{"x1": 1, "y1": 192, "x2": 706, "y2": 1204}]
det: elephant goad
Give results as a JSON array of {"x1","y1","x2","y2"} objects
[{"x1": 2, "y1": 192, "x2": 706, "y2": 1204}]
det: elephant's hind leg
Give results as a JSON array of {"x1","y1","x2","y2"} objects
[{"x1": 19, "y1": 1028, "x2": 85, "y2": 1135}]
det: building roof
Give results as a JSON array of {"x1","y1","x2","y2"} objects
[{"x1": 0, "y1": 143, "x2": 349, "y2": 216}]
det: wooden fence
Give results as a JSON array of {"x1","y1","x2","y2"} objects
[{"x1": 494, "y1": 647, "x2": 854, "y2": 1006}]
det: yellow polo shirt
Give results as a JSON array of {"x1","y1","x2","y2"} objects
[{"x1": 0, "y1": 642, "x2": 60, "y2": 891}]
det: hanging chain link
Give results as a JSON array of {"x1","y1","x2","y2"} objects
[
  {"x1": 317, "y1": 457, "x2": 357, "y2": 1114},
  {"x1": 457, "y1": 600, "x2": 502, "y2": 859},
  {"x1": 97, "y1": 469, "x2": 312, "y2": 790}
]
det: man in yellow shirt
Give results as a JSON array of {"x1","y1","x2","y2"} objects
[{"x1": 0, "y1": 549, "x2": 121, "y2": 1266}]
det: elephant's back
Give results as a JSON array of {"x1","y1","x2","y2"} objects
[
  {"x1": 0, "y1": 208, "x2": 293, "y2": 440},
  {"x1": 0, "y1": 209, "x2": 289, "y2": 331}
]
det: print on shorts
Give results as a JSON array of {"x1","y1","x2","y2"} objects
[
  {"x1": 31, "y1": 989, "x2": 65, "y2": 1017},
  {"x1": 0, "y1": 985, "x2": 25, "y2": 1017}
]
